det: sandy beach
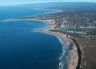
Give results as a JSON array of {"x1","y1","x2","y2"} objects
[
  {"x1": 1, "y1": 18, "x2": 79, "y2": 69},
  {"x1": 34, "y1": 19, "x2": 79, "y2": 69}
]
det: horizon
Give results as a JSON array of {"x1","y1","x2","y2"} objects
[
  {"x1": 0, "y1": 0, "x2": 96, "y2": 6},
  {"x1": 0, "y1": 1, "x2": 96, "y2": 6}
]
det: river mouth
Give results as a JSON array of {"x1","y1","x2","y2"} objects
[{"x1": 0, "y1": 19, "x2": 67, "y2": 69}]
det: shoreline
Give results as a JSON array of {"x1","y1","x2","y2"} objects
[
  {"x1": 37, "y1": 30, "x2": 79, "y2": 69},
  {"x1": 0, "y1": 8, "x2": 62, "y2": 22},
  {"x1": 33, "y1": 19, "x2": 79, "y2": 69},
  {"x1": 1, "y1": 18, "x2": 79, "y2": 69}
]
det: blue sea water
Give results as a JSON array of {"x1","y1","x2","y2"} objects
[
  {"x1": 0, "y1": 4, "x2": 66, "y2": 69},
  {"x1": 0, "y1": 5, "x2": 55, "y2": 19},
  {"x1": 0, "y1": 32, "x2": 62, "y2": 69},
  {"x1": 0, "y1": 20, "x2": 47, "y2": 33}
]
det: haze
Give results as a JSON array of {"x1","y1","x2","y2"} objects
[{"x1": 0, "y1": 0, "x2": 96, "y2": 6}]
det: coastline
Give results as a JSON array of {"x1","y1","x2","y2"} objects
[
  {"x1": 33, "y1": 19, "x2": 79, "y2": 69},
  {"x1": 1, "y1": 18, "x2": 79, "y2": 69}
]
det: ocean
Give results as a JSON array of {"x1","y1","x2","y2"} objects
[
  {"x1": 0, "y1": 4, "x2": 66, "y2": 69},
  {"x1": 0, "y1": 20, "x2": 48, "y2": 33},
  {"x1": 0, "y1": 5, "x2": 56, "y2": 19}
]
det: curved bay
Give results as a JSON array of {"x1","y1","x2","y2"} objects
[{"x1": 0, "y1": 20, "x2": 63, "y2": 69}]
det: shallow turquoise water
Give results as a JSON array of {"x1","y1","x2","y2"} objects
[{"x1": 0, "y1": 20, "x2": 47, "y2": 33}]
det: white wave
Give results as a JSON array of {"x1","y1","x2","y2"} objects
[{"x1": 57, "y1": 36, "x2": 69, "y2": 69}]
